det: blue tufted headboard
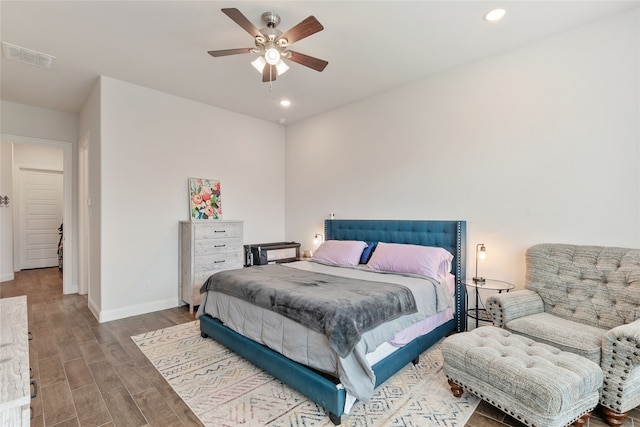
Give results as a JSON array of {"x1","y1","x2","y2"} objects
[{"x1": 324, "y1": 219, "x2": 467, "y2": 331}]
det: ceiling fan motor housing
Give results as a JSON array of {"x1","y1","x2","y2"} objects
[
  {"x1": 257, "y1": 12, "x2": 284, "y2": 48},
  {"x1": 261, "y1": 12, "x2": 281, "y2": 28}
]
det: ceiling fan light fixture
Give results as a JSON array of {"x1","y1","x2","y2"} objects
[
  {"x1": 275, "y1": 60, "x2": 289, "y2": 75},
  {"x1": 209, "y1": 8, "x2": 328, "y2": 83},
  {"x1": 264, "y1": 47, "x2": 281, "y2": 65},
  {"x1": 251, "y1": 56, "x2": 267, "y2": 73}
]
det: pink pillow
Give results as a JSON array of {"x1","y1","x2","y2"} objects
[
  {"x1": 366, "y1": 242, "x2": 453, "y2": 281},
  {"x1": 311, "y1": 240, "x2": 368, "y2": 267}
]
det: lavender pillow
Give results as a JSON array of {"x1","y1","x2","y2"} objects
[
  {"x1": 366, "y1": 242, "x2": 453, "y2": 281},
  {"x1": 311, "y1": 240, "x2": 368, "y2": 267}
]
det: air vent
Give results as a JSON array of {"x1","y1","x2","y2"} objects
[{"x1": 2, "y1": 42, "x2": 55, "y2": 69}]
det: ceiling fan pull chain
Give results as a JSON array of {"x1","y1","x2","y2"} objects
[{"x1": 269, "y1": 66, "x2": 273, "y2": 91}]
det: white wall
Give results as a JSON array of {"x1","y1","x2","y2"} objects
[
  {"x1": 13, "y1": 143, "x2": 64, "y2": 168},
  {"x1": 285, "y1": 9, "x2": 640, "y2": 289},
  {"x1": 1, "y1": 101, "x2": 78, "y2": 142},
  {"x1": 79, "y1": 79, "x2": 102, "y2": 317},
  {"x1": 96, "y1": 76, "x2": 285, "y2": 321}
]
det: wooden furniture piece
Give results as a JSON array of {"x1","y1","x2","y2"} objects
[
  {"x1": 179, "y1": 220, "x2": 243, "y2": 313},
  {"x1": 0, "y1": 296, "x2": 30, "y2": 426},
  {"x1": 200, "y1": 219, "x2": 467, "y2": 424}
]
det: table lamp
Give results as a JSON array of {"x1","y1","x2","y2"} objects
[{"x1": 473, "y1": 243, "x2": 487, "y2": 285}]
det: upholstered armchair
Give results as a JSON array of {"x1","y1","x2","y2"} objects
[{"x1": 486, "y1": 243, "x2": 640, "y2": 426}]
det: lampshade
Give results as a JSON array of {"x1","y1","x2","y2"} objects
[
  {"x1": 251, "y1": 56, "x2": 267, "y2": 73},
  {"x1": 251, "y1": 55, "x2": 289, "y2": 77},
  {"x1": 313, "y1": 233, "x2": 324, "y2": 245},
  {"x1": 275, "y1": 59, "x2": 289, "y2": 75}
]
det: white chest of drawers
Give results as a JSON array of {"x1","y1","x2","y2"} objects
[
  {"x1": 179, "y1": 220, "x2": 244, "y2": 313},
  {"x1": 0, "y1": 296, "x2": 30, "y2": 426}
]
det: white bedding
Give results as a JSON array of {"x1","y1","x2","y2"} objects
[{"x1": 196, "y1": 260, "x2": 454, "y2": 407}]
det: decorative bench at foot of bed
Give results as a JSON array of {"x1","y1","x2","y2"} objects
[
  {"x1": 443, "y1": 327, "x2": 602, "y2": 427},
  {"x1": 447, "y1": 380, "x2": 594, "y2": 426}
]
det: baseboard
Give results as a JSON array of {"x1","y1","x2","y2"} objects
[
  {"x1": 0, "y1": 272, "x2": 15, "y2": 282},
  {"x1": 87, "y1": 297, "x2": 100, "y2": 322},
  {"x1": 98, "y1": 297, "x2": 180, "y2": 323}
]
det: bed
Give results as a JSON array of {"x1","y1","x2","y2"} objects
[{"x1": 197, "y1": 219, "x2": 467, "y2": 425}]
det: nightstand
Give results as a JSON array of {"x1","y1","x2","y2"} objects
[{"x1": 464, "y1": 279, "x2": 514, "y2": 329}]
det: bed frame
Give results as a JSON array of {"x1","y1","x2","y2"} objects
[{"x1": 199, "y1": 219, "x2": 467, "y2": 425}]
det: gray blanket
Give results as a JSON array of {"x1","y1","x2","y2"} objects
[{"x1": 200, "y1": 264, "x2": 418, "y2": 357}]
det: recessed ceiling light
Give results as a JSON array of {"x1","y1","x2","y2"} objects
[
  {"x1": 280, "y1": 99, "x2": 291, "y2": 107},
  {"x1": 484, "y1": 8, "x2": 506, "y2": 22}
]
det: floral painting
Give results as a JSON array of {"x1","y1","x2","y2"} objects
[{"x1": 189, "y1": 178, "x2": 222, "y2": 220}]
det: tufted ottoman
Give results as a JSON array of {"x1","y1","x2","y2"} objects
[{"x1": 442, "y1": 326, "x2": 603, "y2": 427}]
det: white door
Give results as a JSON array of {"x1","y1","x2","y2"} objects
[{"x1": 18, "y1": 168, "x2": 63, "y2": 269}]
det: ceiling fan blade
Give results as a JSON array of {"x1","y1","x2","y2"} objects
[
  {"x1": 222, "y1": 8, "x2": 263, "y2": 39},
  {"x1": 262, "y1": 65, "x2": 277, "y2": 82},
  {"x1": 287, "y1": 50, "x2": 328, "y2": 72},
  {"x1": 208, "y1": 48, "x2": 254, "y2": 57},
  {"x1": 278, "y1": 16, "x2": 324, "y2": 45}
]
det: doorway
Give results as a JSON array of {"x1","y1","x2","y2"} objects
[{"x1": 2, "y1": 134, "x2": 75, "y2": 294}]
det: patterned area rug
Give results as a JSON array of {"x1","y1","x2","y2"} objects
[{"x1": 131, "y1": 321, "x2": 479, "y2": 427}]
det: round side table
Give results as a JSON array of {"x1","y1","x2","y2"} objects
[{"x1": 464, "y1": 278, "x2": 515, "y2": 329}]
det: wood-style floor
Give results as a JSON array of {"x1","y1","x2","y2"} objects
[
  {"x1": 1, "y1": 268, "x2": 202, "y2": 427},
  {"x1": 1, "y1": 268, "x2": 638, "y2": 426}
]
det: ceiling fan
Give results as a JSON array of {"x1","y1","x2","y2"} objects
[{"x1": 207, "y1": 8, "x2": 328, "y2": 83}]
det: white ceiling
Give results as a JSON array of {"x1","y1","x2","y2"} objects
[{"x1": 1, "y1": 1, "x2": 638, "y2": 124}]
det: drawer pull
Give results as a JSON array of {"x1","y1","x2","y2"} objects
[
  {"x1": 214, "y1": 244, "x2": 226, "y2": 248},
  {"x1": 214, "y1": 260, "x2": 226, "y2": 264},
  {"x1": 28, "y1": 331, "x2": 33, "y2": 341},
  {"x1": 30, "y1": 367, "x2": 33, "y2": 378},
  {"x1": 31, "y1": 406, "x2": 34, "y2": 419},
  {"x1": 214, "y1": 230, "x2": 225, "y2": 233},
  {"x1": 31, "y1": 380, "x2": 37, "y2": 398}
]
